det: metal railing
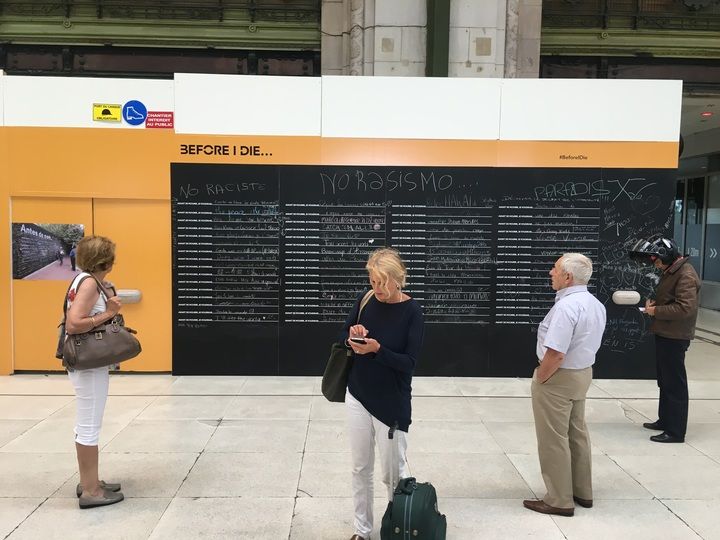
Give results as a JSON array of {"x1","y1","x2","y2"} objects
[
  {"x1": 542, "y1": 0, "x2": 720, "y2": 31},
  {"x1": 0, "y1": 0, "x2": 320, "y2": 23}
]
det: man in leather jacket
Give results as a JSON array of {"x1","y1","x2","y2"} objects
[{"x1": 629, "y1": 234, "x2": 701, "y2": 443}]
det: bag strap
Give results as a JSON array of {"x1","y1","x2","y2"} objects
[
  {"x1": 357, "y1": 290, "x2": 374, "y2": 324},
  {"x1": 388, "y1": 421, "x2": 401, "y2": 499},
  {"x1": 87, "y1": 273, "x2": 114, "y2": 302},
  {"x1": 60, "y1": 273, "x2": 114, "y2": 323},
  {"x1": 60, "y1": 274, "x2": 95, "y2": 321}
]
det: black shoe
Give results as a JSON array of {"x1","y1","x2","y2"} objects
[
  {"x1": 573, "y1": 495, "x2": 593, "y2": 508},
  {"x1": 650, "y1": 432, "x2": 684, "y2": 443},
  {"x1": 523, "y1": 499, "x2": 574, "y2": 517},
  {"x1": 643, "y1": 421, "x2": 664, "y2": 431}
]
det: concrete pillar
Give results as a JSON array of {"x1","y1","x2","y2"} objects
[{"x1": 321, "y1": 0, "x2": 426, "y2": 76}]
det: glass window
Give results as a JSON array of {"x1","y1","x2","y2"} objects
[
  {"x1": 704, "y1": 175, "x2": 720, "y2": 282},
  {"x1": 685, "y1": 177, "x2": 705, "y2": 275},
  {"x1": 674, "y1": 179, "x2": 685, "y2": 255}
]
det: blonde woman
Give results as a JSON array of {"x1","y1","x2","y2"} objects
[
  {"x1": 341, "y1": 248, "x2": 424, "y2": 540},
  {"x1": 64, "y1": 236, "x2": 124, "y2": 509}
]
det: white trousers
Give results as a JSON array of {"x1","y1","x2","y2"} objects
[
  {"x1": 67, "y1": 366, "x2": 110, "y2": 446},
  {"x1": 346, "y1": 390, "x2": 409, "y2": 538}
]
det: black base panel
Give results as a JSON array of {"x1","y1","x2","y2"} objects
[
  {"x1": 174, "y1": 320, "x2": 658, "y2": 378},
  {"x1": 594, "y1": 341, "x2": 656, "y2": 379},
  {"x1": 593, "y1": 304, "x2": 657, "y2": 379},
  {"x1": 486, "y1": 326, "x2": 540, "y2": 378},
  {"x1": 414, "y1": 324, "x2": 489, "y2": 376},
  {"x1": 280, "y1": 322, "x2": 490, "y2": 377},
  {"x1": 279, "y1": 323, "x2": 344, "y2": 376},
  {"x1": 486, "y1": 312, "x2": 657, "y2": 379},
  {"x1": 172, "y1": 323, "x2": 279, "y2": 376}
]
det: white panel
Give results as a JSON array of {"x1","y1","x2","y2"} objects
[
  {"x1": 499, "y1": 79, "x2": 683, "y2": 142},
  {"x1": 3, "y1": 76, "x2": 173, "y2": 128},
  {"x1": 322, "y1": 76, "x2": 502, "y2": 140},
  {"x1": 174, "y1": 73, "x2": 321, "y2": 136}
]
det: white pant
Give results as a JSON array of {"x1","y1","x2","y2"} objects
[
  {"x1": 346, "y1": 390, "x2": 409, "y2": 538},
  {"x1": 67, "y1": 366, "x2": 110, "y2": 446}
]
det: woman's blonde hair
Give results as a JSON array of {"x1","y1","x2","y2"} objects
[
  {"x1": 76, "y1": 235, "x2": 116, "y2": 273},
  {"x1": 366, "y1": 247, "x2": 407, "y2": 295}
]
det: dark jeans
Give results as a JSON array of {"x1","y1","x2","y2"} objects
[
  {"x1": 70, "y1": 256, "x2": 76, "y2": 271},
  {"x1": 655, "y1": 335, "x2": 690, "y2": 439}
]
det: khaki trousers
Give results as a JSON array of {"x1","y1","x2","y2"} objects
[{"x1": 531, "y1": 366, "x2": 593, "y2": 509}]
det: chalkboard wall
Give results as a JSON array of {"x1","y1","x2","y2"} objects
[{"x1": 171, "y1": 164, "x2": 675, "y2": 378}]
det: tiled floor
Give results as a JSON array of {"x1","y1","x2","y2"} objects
[{"x1": 1, "y1": 309, "x2": 719, "y2": 539}]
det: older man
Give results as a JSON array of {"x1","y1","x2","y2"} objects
[{"x1": 523, "y1": 253, "x2": 606, "y2": 517}]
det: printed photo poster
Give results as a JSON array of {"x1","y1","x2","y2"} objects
[{"x1": 12, "y1": 223, "x2": 84, "y2": 280}]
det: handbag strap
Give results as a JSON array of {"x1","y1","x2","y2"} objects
[
  {"x1": 339, "y1": 291, "x2": 374, "y2": 355},
  {"x1": 87, "y1": 273, "x2": 115, "y2": 302},
  {"x1": 61, "y1": 273, "x2": 115, "y2": 322},
  {"x1": 88, "y1": 274, "x2": 121, "y2": 324},
  {"x1": 357, "y1": 290, "x2": 374, "y2": 323},
  {"x1": 60, "y1": 274, "x2": 95, "y2": 321}
]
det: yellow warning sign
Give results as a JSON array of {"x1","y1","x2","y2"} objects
[{"x1": 93, "y1": 103, "x2": 122, "y2": 122}]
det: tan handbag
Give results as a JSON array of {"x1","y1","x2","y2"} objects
[
  {"x1": 321, "y1": 291, "x2": 374, "y2": 402},
  {"x1": 61, "y1": 275, "x2": 141, "y2": 370}
]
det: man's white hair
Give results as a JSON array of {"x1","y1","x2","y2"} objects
[{"x1": 559, "y1": 253, "x2": 593, "y2": 285}]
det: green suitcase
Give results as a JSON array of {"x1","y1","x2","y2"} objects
[
  {"x1": 380, "y1": 423, "x2": 447, "y2": 539},
  {"x1": 380, "y1": 477, "x2": 447, "y2": 539}
]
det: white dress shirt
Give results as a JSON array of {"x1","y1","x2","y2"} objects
[{"x1": 536, "y1": 285, "x2": 607, "y2": 369}]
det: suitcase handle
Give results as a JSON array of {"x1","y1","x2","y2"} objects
[{"x1": 394, "y1": 477, "x2": 417, "y2": 495}]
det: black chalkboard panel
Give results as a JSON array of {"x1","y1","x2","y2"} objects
[
  {"x1": 171, "y1": 163, "x2": 675, "y2": 378},
  {"x1": 171, "y1": 164, "x2": 280, "y2": 375}
]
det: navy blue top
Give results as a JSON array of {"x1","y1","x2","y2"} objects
[{"x1": 339, "y1": 292, "x2": 424, "y2": 432}]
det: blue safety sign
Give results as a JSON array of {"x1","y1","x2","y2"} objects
[{"x1": 122, "y1": 100, "x2": 147, "y2": 126}]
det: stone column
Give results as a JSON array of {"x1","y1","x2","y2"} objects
[
  {"x1": 504, "y1": 0, "x2": 541, "y2": 78},
  {"x1": 321, "y1": 0, "x2": 425, "y2": 76},
  {"x1": 504, "y1": 0, "x2": 519, "y2": 77},
  {"x1": 349, "y1": 0, "x2": 365, "y2": 75},
  {"x1": 322, "y1": 0, "x2": 374, "y2": 75},
  {"x1": 321, "y1": 0, "x2": 347, "y2": 75}
]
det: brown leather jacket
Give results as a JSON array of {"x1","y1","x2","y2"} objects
[{"x1": 650, "y1": 257, "x2": 701, "y2": 340}]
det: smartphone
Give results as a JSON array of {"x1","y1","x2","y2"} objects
[
  {"x1": 349, "y1": 337, "x2": 367, "y2": 344},
  {"x1": 638, "y1": 307, "x2": 646, "y2": 312}
]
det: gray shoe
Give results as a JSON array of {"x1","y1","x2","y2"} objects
[
  {"x1": 76, "y1": 480, "x2": 121, "y2": 498},
  {"x1": 79, "y1": 488, "x2": 124, "y2": 509}
]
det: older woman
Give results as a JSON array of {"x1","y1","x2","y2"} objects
[
  {"x1": 341, "y1": 247, "x2": 424, "y2": 540},
  {"x1": 64, "y1": 235, "x2": 124, "y2": 509}
]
